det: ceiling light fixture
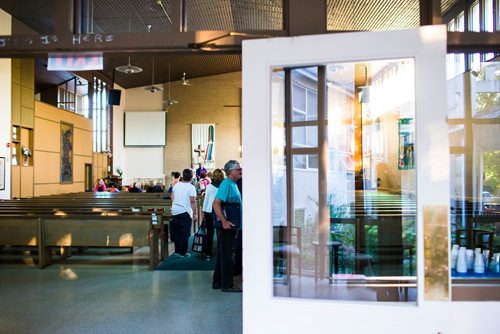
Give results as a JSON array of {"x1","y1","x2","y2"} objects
[
  {"x1": 115, "y1": 56, "x2": 143, "y2": 74},
  {"x1": 163, "y1": 62, "x2": 178, "y2": 105},
  {"x1": 181, "y1": 72, "x2": 192, "y2": 86},
  {"x1": 144, "y1": 56, "x2": 163, "y2": 93},
  {"x1": 155, "y1": 0, "x2": 172, "y2": 24}
]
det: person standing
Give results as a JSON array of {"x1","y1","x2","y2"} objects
[
  {"x1": 202, "y1": 169, "x2": 224, "y2": 259},
  {"x1": 170, "y1": 169, "x2": 198, "y2": 257},
  {"x1": 196, "y1": 164, "x2": 207, "y2": 180},
  {"x1": 212, "y1": 160, "x2": 242, "y2": 292}
]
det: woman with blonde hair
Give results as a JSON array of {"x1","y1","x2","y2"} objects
[
  {"x1": 94, "y1": 178, "x2": 106, "y2": 192},
  {"x1": 202, "y1": 168, "x2": 225, "y2": 259}
]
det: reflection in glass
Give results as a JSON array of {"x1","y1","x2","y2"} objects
[
  {"x1": 448, "y1": 61, "x2": 500, "y2": 292},
  {"x1": 272, "y1": 59, "x2": 417, "y2": 302}
]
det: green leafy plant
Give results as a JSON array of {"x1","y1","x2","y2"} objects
[{"x1": 21, "y1": 146, "x2": 32, "y2": 157}]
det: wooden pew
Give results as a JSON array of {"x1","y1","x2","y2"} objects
[
  {"x1": 0, "y1": 213, "x2": 168, "y2": 270},
  {"x1": 41, "y1": 214, "x2": 164, "y2": 270},
  {"x1": 0, "y1": 216, "x2": 49, "y2": 268},
  {"x1": 0, "y1": 192, "x2": 176, "y2": 269}
]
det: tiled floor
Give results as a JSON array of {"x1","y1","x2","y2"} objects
[{"x1": 0, "y1": 247, "x2": 242, "y2": 334}]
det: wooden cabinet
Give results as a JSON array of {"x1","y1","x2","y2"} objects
[
  {"x1": 11, "y1": 58, "x2": 34, "y2": 198},
  {"x1": 11, "y1": 126, "x2": 20, "y2": 166},
  {"x1": 11, "y1": 125, "x2": 33, "y2": 167}
]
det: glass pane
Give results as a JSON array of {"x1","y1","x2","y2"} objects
[
  {"x1": 292, "y1": 126, "x2": 318, "y2": 148},
  {"x1": 447, "y1": 58, "x2": 500, "y2": 299},
  {"x1": 448, "y1": 20, "x2": 455, "y2": 32},
  {"x1": 292, "y1": 68, "x2": 318, "y2": 121},
  {"x1": 307, "y1": 90, "x2": 318, "y2": 120},
  {"x1": 272, "y1": 69, "x2": 287, "y2": 234},
  {"x1": 446, "y1": 53, "x2": 466, "y2": 80},
  {"x1": 457, "y1": 11, "x2": 465, "y2": 32},
  {"x1": 328, "y1": 59, "x2": 416, "y2": 300},
  {"x1": 272, "y1": 59, "x2": 417, "y2": 302},
  {"x1": 484, "y1": 0, "x2": 494, "y2": 32},
  {"x1": 470, "y1": 53, "x2": 481, "y2": 73},
  {"x1": 470, "y1": 2, "x2": 480, "y2": 32}
]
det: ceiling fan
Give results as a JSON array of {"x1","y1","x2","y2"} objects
[
  {"x1": 163, "y1": 63, "x2": 178, "y2": 106},
  {"x1": 181, "y1": 72, "x2": 192, "y2": 86},
  {"x1": 144, "y1": 56, "x2": 163, "y2": 93},
  {"x1": 115, "y1": 56, "x2": 143, "y2": 74}
]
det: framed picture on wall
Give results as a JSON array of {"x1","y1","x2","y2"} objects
[
  {"x1": 60, "y1": 122, "x2": 73, "y2": 184},
  {"x1": 0, "y1": 157, "x2": 5, "y2": 190}
]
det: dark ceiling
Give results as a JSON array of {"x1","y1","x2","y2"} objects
[{"x1": 0, "y1": 0, "x2": 459, "y2": 92}]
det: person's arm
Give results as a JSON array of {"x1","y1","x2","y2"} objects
[
  {"x1": 190, "y1": 196, "x2": 198, "y2": 221},
  {"x1": 213, "y1": 198, "x2": 234, "y2": 230}
]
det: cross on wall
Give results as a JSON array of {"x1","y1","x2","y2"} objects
[{"x1": 194, "y1": 144, "x2": 205, "y2": 157}]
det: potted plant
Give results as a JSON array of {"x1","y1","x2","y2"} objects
[{"x1": 21, "y1": 146, "x2": 32, "y2": 166}]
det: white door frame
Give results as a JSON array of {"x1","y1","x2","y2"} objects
[{"x1": 242, "y1": 26, "x2": 498, "y2": 334}]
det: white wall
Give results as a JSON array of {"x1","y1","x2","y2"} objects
[
  {"x1": 0, "y1": 9, "x2": 11, "y2": 199},
  {"x1": 114, "y1": 84, "x2": 165, "y2": 185},
  {"x1": 113, "y1": 73, "x2": 241, "y2": 186}
]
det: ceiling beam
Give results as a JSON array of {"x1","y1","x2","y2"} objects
[
  {"x1": 447, "y1": 31, "x2": 500, "y2": 53},
  {"x1": 0, "y1": 30, "x2": 498, "y2": 57},
  {"x1": 54, "y1": 0, "x2": 75, "y2": 36},
  {"x1": 283, "y1": 0, "x2": 327, "y2": 36},
  {"x1": 0, "y1": 30, "x2": 287, "y2": 57},
  {"x1": 420, "y1": 0, "x2": 442, "y2": 26}
]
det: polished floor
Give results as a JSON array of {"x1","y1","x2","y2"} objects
[{"x1": 0, "y1": 247, "x2": 242, "y2": 334}]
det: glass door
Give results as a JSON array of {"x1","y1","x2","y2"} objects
[{"x1": 243, "y1": 26, "x2": 452, "y2": 333}]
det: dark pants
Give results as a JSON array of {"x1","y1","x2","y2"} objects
[
  {"x1": 203, "y1": 211, "x2": 215, "y2": 256},
  {"x1": 234, "y1": 230, "x2": 242, "y2": 276},
  {"x1": 213, "y1": 228, "x2": 238, "y2": 289},
  {"x1": 170, "y1": 212, "x2": 192, "y2": 255}
]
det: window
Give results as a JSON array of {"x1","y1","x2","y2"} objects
[
  {"x1": 92, "y1": 77, "x2": 110, "y2": 153},
  {"x1": 469, "y1": 1, "x2": 480, "y2": 32},
  {"x1": 57, "y1": 77, "x2": 89, "y2": 115},
  {"x1": 272, "y1": 59, "x2": 417, "y2": 302},
  {"x1": 291, "y1": 68, "x2": 319, "y2": 169},
  {"x1": 447, "y1": 56, "x2": 500, "y2": 300}
]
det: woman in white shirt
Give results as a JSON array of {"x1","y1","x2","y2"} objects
[
  {"x1": 202, "y1": 169, "x2": 224, "y2": 259},
  {"x1": 171, "y1": 169, "x2": 198, "y2": 257}
]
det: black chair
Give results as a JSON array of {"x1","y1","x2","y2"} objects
[{"x1": 312, "y1": 240, "x2": 342, "y2": 282}]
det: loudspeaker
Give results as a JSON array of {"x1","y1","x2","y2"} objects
[{"x1": 108, "y1": 89, "x2": 121, "y2": 106}]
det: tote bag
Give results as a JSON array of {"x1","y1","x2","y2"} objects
[{"x1": 192, "y1": 222, "x2": 208, "y2": 253}]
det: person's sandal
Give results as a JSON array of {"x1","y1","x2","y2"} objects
[{"x1": 221, "y1": 285, "x2": 242, "y2": 292}]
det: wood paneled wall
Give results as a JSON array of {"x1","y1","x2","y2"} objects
[
  {"x1": 93, "y1": 152, "x2": 109, "y2": 185},
  {"x1": 11, "y1": 58, "x2": 34, "y2": 198},
  {"x1": 34, "y1": 101, "x2": 93, "y2": 196}
]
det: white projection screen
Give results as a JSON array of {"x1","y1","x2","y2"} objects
[{"x1": 124, "y1": 111, "x2": 166, "y2": 146}]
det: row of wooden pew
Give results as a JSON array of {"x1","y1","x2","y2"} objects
[{"x1": 0, "y1": 192, "x2": 174, "y2": 270}]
